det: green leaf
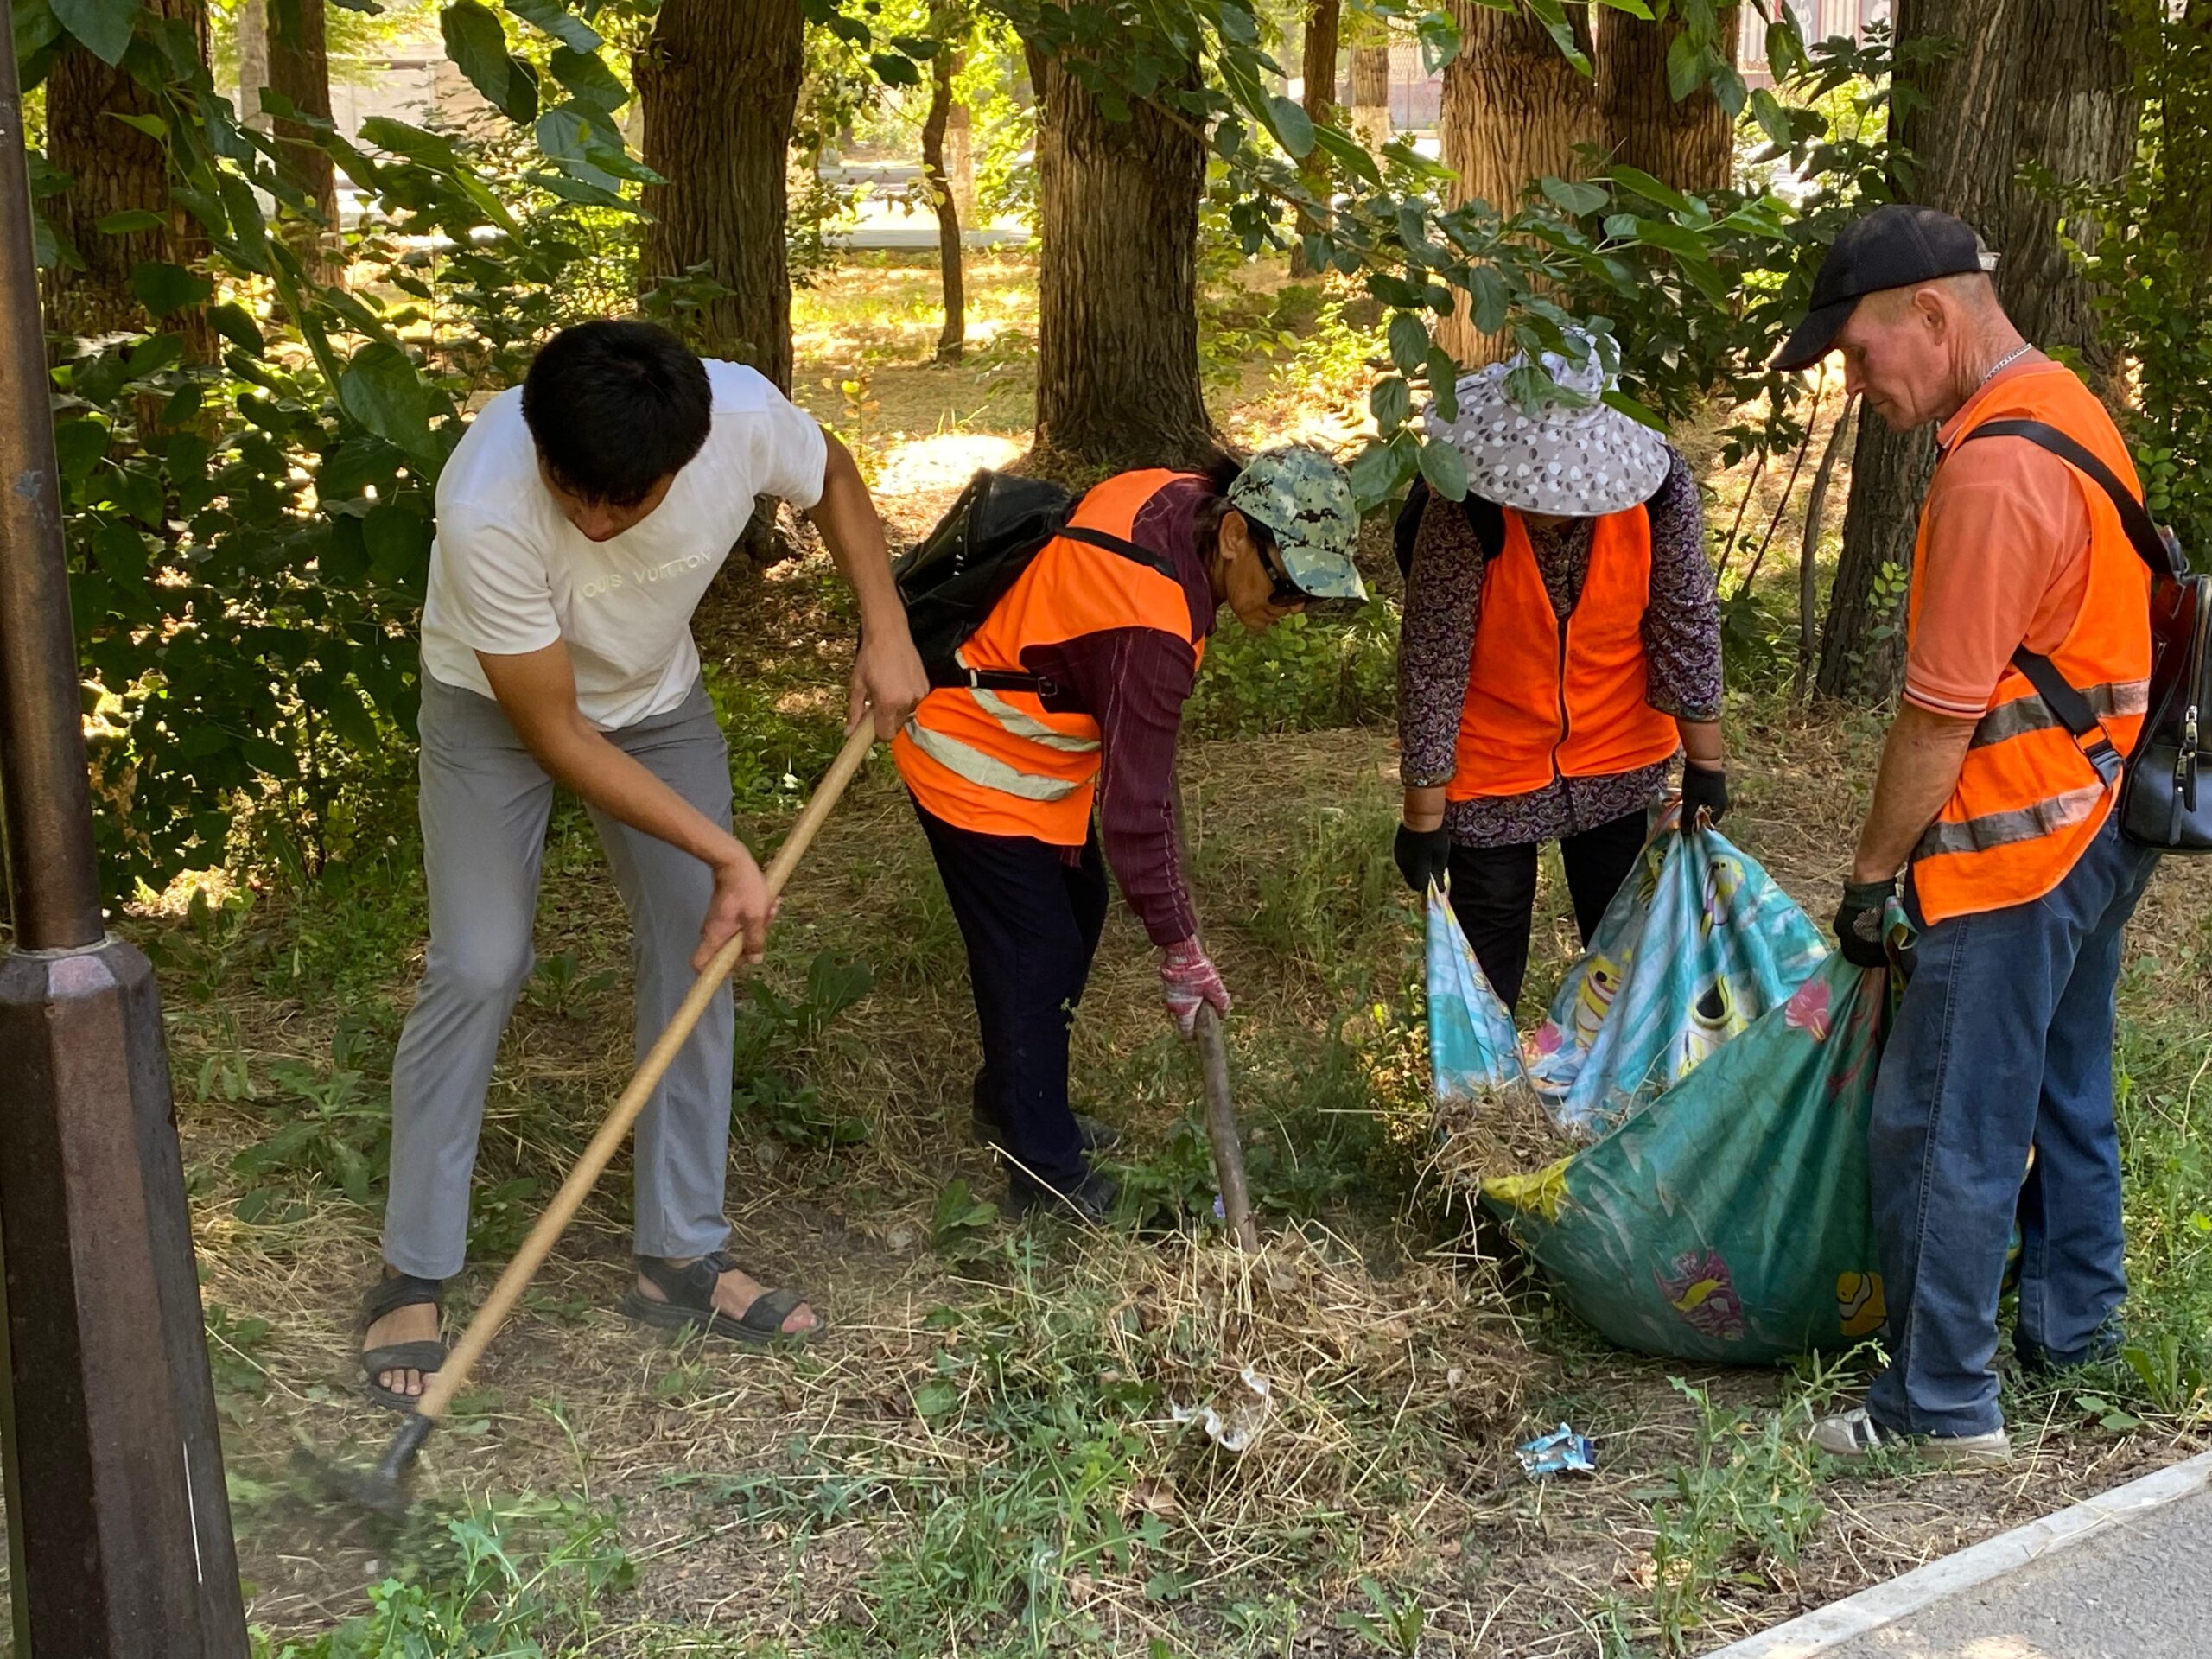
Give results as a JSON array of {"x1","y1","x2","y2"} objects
[
  {"x1": 1540, "y1": 175, "x2": 1609, "y2": 219},
  {"x1": 109, "y1": 111, "x2": 168, "y2": 139},
  {"x1": 1417, "y1": 438, "x2": 1468, "y2": 502},
  {"x1": 912, "y1": 1380, "x2": 957, "y2": 1418},
  {"x1": 1748, "y1": 87, "x2": 1794, "y2": 149},
  {"x1": 1415, "y1": 10, "x2": 1461, "y2": 76},
  {"x1": 128, "y1": 259, "x2": 211, "y2": 317},
  {"x1": 53, "y1": 418, "x2": 109, "y2": 484},
  {"x1": 1610, "y1": 165, "x2": 1694, "y2": 218},
  {"x1": 338, "y1": 340, "x2": 440, "y2": 462},
  {"x1": 549, "y1": 43, "x2": 626, "y2": 110},
  {"x1": 869, "y1": 50, "x2": 920, "y2": 86},
  {"x1": 1425, "y1": 347, "x2": 1461, "y2": 423},
  {"x1": 15, "y1": 0, "x2": 62, "y2": 62},
  {"x1": 52, "y1": 0, "x2": 136, "y2": 65},
  {"x1": 359, "y1": 115, "x2": 461, "y2": 168},
  {"x1": 93, "y1": 208, "x2": 164, "y2": 236},
  {"x1": 363, "y1": 503, "x2": 431, "y2": 580},
  {"x1": 442, "y1": 0, "x2": 537, "y2": 123},
  {"x1": 1386, "y1": 310, "x2": 1430, "y2": 372},
  {"x1": 1310, "y1": 123, "x2": 1382, "y2": 188},
  {"x1": 504, "y1": 0, "x2": 599, "y2": 51},
  {"x1": 1665, "y1": 29, "x2": 1702, "y2": 100},
  {"x1": 207, "y1": 301, "x2": 263, "y2": 354},
  {"x1": 1469, "y1": 265, "x2": 1510, "y2": 336},
  {"x1": 1370, "y1": 375, "x2": 1413, "y2": 435},
  {"x1": 1267, "y1": 95, "x2": 1313, "y2": 161},
  {"x1": 1603, "y1": 388, "x2": 1667, "y2": 432},
  {"x1": 1346, "y1": 438, "x2": 1412, "y2": 512}
]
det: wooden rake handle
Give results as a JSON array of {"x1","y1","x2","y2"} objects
[{"x1": 416, "y1": 720, "x2": 877, "y2": 1422}]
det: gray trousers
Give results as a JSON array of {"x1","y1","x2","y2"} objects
[{"x1": 383, "y1": 673, "x2": 735, "y2": 1280}]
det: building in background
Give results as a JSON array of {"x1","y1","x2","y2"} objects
[{"x1": 1745, "y1": 0, "x2": 1891, "y2": 87}]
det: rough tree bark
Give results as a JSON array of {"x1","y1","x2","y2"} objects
[
  {"x1": 1290, "y1": 0, "x2": 1341, "y2": 278},
  {"x1": 268, "y1": 0, "x2": 342, "y2": 285},
  {"x1": 1817, "y1": 0, "x2": 2139, "y2": 700},
  {"x1": 635, "y1": 0, "x2": 804, "y2": 391},
  {"x1": 1595, "y1": 3, "x2": 1739, "y2": 192},
  {"x1": 1349, "y1": 41, "x2": 1390, "y2": 151},
  {"x1": 1435, "y1": 2, "x2": 1596, "y2": 365},
  {"x1": 921, "y1": 46, "x2": 965, "y2": 364},
  {"x1": 1031, "y1": 42, "x2": 1213, "y2": 470},
  {"x1": 43, "y1": 0, "x2": 211, "y2": 339}
]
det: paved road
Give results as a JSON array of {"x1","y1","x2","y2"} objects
[{"x1": 1813, "y1": 1486, "x2": 2212, "y2": 1659}]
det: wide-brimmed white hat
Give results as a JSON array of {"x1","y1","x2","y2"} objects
[{"x1": 1422, "y1": 336, "x2": 1669, "y2": 518}]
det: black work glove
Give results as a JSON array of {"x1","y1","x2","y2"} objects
[
  {"x1": 1833, "y1": 879, "x2": 1896, "y2": 969},
  {"x1": 1680, "y1": 760, "x2": 1730, "y2": 833},
  {"x1": 1394, "y1": 822, "x2": 1453, "y2": 893}
]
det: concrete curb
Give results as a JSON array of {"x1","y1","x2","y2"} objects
[{"x1": 1700, "y1": 1447, "x2": 2212, "y2": 1658}]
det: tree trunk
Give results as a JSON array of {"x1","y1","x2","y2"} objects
[
  {"x1": 237, "y1": 0, "x2": 270, "y2": 132},
  {"x1": 43, "y1": 0, "x2": 212, "y2": 340},
  {"x1": 1032, "y1": 43, "x2": 1213, "y2": 470},
  {"x1": 1818, "y1": 0, "x2": 2139, "y2": 701},
  {"x1": 1290, "y1": 0, "x2": 1341, "y2": 277},
  {"x1": 1435, "y1": 2, "x2": 1596, "y2": 365},
  {"x1": 921, "y1": 47, "x2": 965, "y2": 364},
  {"x1": 944, "y1": 97, "x2": 976, "y2": 223},
  {"x1": 1292, "y1": 0, "x2": 1336, "y2": 277},
  {"x1": 1350, "y1": 41, "x2": 1390, "y2": 151},
  {"x1": 635, "y1": 0, "x2": 804, "y2": 391},
  {"x1": 1595, "y1": 3, "x2": 1739, "y2": 192},
  {"x1": 268, "y1": 0, "x2": 342, "y2": 286}
]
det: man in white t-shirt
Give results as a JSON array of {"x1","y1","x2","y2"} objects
[{"x1": 360, "y1": 320, "x2": 928, "y2": 1406}]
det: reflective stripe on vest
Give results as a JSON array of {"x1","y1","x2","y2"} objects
[
  {"x1": 1907, "y1": 366, "x2": 2154, "y2": 925},
  {"x1": 1446, "y1": 505, "x2": 1681, "y2": 801},
  {"x1": 893, "y1": 469, "x2": 1203, "y2": 843}
]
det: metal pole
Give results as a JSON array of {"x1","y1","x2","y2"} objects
[
  {"x1": 0, "y1": 55, "x2": 99, "y2": 950},
  {"x1": 0, "y1": 21, "x2": 250, "y2": 1659}
]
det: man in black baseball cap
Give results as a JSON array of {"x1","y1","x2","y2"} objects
[
  {"x1": 1771, "y1": 203, "x2": 1998, "y2": 374},
  {"x1": 1773, "y1": 203, "x2": 2163, "y2": 1475}
]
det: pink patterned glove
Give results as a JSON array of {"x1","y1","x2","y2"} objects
[{"x1": 1160, "y1": 938, "x2": 1231, "y2": 1036}]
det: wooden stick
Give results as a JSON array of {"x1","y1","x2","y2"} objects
[
  {"x1": 416, "y1": 721, "x2": 876, "y2": 1421},
  {"x1": 1196, "y1": 1004, "x2": 1260, "y2": 1252}
]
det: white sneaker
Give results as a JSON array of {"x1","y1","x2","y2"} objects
[{"x1": 1809, "y1": 1407, "x2": 2013, "y2": 1467}]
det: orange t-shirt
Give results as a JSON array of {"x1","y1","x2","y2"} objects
[{"x1": 1903, "y1": 359, "x2": 2093, "y2": 721}]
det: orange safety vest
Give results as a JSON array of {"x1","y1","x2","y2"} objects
[
  {"x1": 1447, "y1": 505, "x2": 1681, "y2": 800},
  {"x1": 1908, "y1": 367, "x2": 2152, "y2": 925},
  {"x1": 893, "y1": 469, "x2": 1207, "y2": 843}
]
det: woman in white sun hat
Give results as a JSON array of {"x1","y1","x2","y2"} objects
[{"x1": 1388, "y1": 336, "x2": 1727, "y2": 1012}]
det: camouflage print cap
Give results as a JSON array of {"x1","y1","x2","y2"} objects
[{"x1": 1226, "y1": 444, "x2": 1368, "y2": 603}]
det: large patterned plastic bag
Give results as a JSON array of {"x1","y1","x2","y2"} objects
[
  {"x1": 1427, "y1": 818, "x2": 1891, "y2": 1363},
  {"x1": 1480, "y1": 957, "x2": 1891, "y2": 1364},
  {"x1": 1524, "y1": 819, "x2": 1828, "y2": 1135}
]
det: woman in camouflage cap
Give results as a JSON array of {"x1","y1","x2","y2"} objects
[{"x1": 893, "y1": 445, "x2": 1363, "y2": 1221}]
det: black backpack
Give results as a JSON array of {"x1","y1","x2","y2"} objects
[
  {"x1": 1960, "y1": 419, "x2": 2210, "y2": 853},
  {"x1": 894, "y1": 469, "x2": 1173, "y2": 693}
]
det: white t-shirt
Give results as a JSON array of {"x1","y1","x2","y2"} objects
[{"x1": 419, "y1": 359, "x2": 828, "y2": 729}]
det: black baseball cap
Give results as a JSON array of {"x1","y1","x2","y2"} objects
[{"x1": 1771, "y1": 204, "x2": 1997, "y2": 372}]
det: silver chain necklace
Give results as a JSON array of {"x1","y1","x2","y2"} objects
[{"x1": 1979, "y1": 342, "x2": 2034, "y2": 386}]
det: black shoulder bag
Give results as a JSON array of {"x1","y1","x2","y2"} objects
[{"x1": 1958, "y1": 419, "x2": 2210, "y2": 853}]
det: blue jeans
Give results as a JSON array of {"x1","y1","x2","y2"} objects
[{"x1": 1867, "y1": 816, "x2": 2158, "y2": 1438}]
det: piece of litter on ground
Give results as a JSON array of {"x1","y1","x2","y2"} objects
[
  {"x1": 1211, "y1": 1193, "x2": 1225, "y2": 1222},
  {"x1": 1516, "y1": 1423, "x2": 1596, "y2": 1478},
  {"x1": 1171, "y1": 1365, "x2": 1272, "y2": 1453}
]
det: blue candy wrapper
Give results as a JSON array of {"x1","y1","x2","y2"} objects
[{"x1": 1516, "y1": 1423, "x2": 1597, "y2": 1478}]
